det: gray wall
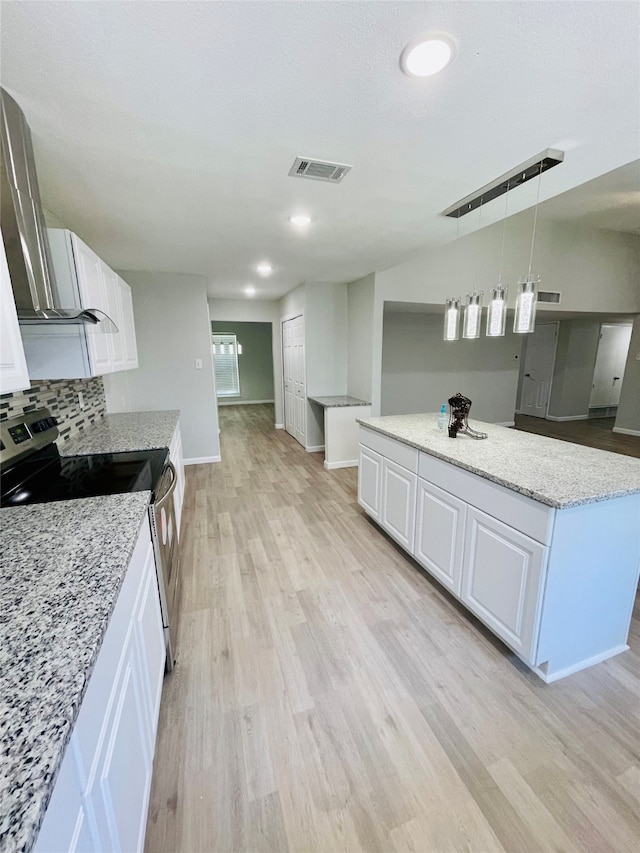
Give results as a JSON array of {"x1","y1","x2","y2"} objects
[
  {"x1": 211, "y1": 321, "x2": 274, "y2": 404},
  {"x1": 304, "y1": 282, "x2": 348, "y2": 448},
  {"x1": 103, "y1": 272, "x2": 220, "y2": 462},
  {"x1": 347, "y1": 273, "x2": 375, "y2": 402},
  {"x1": 615, "y1": 315, "x2": 640, "y2": 434},
  {"x1": 381, "y1": 312, "x2": 523, "y2": 424},
  {"x1": 372, "y1": 218, "x2": 640, "y2": 414},
  {"x1": 546, "y1": 320, "x2": 600, "y2": 418}
]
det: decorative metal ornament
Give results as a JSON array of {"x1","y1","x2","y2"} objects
[{"x1": 447, "y1": 392, "x2": 488, "y2": 439}]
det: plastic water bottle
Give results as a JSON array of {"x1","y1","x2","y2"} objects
[{"x1": 438, "y1": 404, "x2": 448, "y2": 431}]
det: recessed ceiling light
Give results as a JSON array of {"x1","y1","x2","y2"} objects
[
  {"x1": 256, "y1": 262, "x2": 272, "y2": 276},
  {"x1": 244, "y1": 286, "x2": 256, "y2": 297},
  {"x1": 289, "y1": 214, "x2": 312, "y2": 227},
  {"x1": 400, "y1": 34, "x2": 456, "y2": 78}
]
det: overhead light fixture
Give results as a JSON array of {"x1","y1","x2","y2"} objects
[
  {"x1": 400, "y1": 34, "x2": 456, "y2": 78},
  {"x1": 244, "y1": 286, "x2": 256, "y2": 297},
  {"x1": 463, "y1": 292, "x2": 483, "y2": 339},
  {"x1": 289, "y1": 214, "x2": 311, "y2": 227},
  {"x1": 442, "y1": 148, "x2": 564, "y2": 219},
  {"x1": 514, "y1": 160, "x2": 545, "y2": 334},
  {"x1": 444, "y1": 297, "x2": 461, "y2": 341},
  {"x1": 256, "y1": 262, "x2": 272, "y2": 276},
  {"x1": 486, "y1": 285, "x2": 508, "y2": 337}
]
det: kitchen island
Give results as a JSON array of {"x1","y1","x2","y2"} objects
[{"x1": 357, "y1": 414, "x2": 640, "y2": 682}]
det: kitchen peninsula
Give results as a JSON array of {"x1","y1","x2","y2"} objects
[{"x1": 357, "y1": 414, "x2": 640, "y2": 682}]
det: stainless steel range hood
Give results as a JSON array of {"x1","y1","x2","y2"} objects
[{"x1": 1, "y1": 87, "x2": 114, "y2": 327}]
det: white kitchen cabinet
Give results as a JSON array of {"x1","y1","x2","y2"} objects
[
  {"x1": 170, "y1": 422, "x2": 185, "y2": 538},
  {"x1": 34, "y1": 521, "x2": 165, "y2": 853},
  {"x1": 415, "y1": 478, "x2": 466, "y2": 597},
  {"x1": 20, "y1": 229, "x2": 139, "y2": 380},
  {"x1": 117, "y1": 275, "x2": 138, "y2": 369},
  {"x1": 358, "y1": 424, "x2": 640, "y2": 682},
  {"x1": 0, "y1": 228, "x2": 30, "y2": 393},
  {"x1": 358, "y1": 445, "x2": 383, "y2": 521},
  {"x1": 381, "y1": 458, "x2": 417, "y2": 552},
  {"x1": 461, "y1": 506, "x2": 547, "y2": 662}
]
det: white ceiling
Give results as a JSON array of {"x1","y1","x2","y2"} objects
[{"x1": 1, "y1": 1, "x2": 638, "y2": 301}]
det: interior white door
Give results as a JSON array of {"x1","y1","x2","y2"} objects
[
  {"x1": 282, "y1": 315, "x2": 306, "y2": 446},
  {"x1": 590, "y1": 324, "x2": 633, "y2": 408},
  {"x1": 520, "y1": 323, "x2": 558, "y2": 417}
]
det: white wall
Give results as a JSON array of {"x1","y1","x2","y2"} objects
[
  {"x1": 103, "y1": 272, "x2": 220, "y2": 462},
  {"x1": 615, "y1": 315, "x2": 640, "y2": 435},
  {"x1": 208, "y1": 298, "x2": 283, "y2": 426},
  {"x1": 382, "y1": 311, "x2": 523, "y2": 424},
  {"x1": 347, "y1": 273, "x2": 375, "y2": 402},
  {"x1": 545, "y1": 319, "x2": 600, "y2": 418},
  {"x1": 372, "y1": 217, "x2": 640, "y2": 414},
  {"x1": 279, "y1": 283, "x2": 305, "y2": 319}
]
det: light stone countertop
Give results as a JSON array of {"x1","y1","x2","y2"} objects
[
  {"x1": 358, "y1": 413, "x2": 640, "y2": 509},
  {"x1": 308, "y1": 395, "x2": 371, "y2": 408},
  {"x1": 61, "y1": 410, "x2": 180, "y2": 456},
  {"x1": 0, "y1": 493, "x2": 151, "y2": 853}
]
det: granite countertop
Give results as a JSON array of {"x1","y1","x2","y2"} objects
[
  {"x1": 358, "y1": 413, "x2": 640, "y2": 509},
  {"x1": 308, "y1": 395, "x2": 371, "y2": 408},
  {"x1": 0, "y1": 493, "x2": 151, "y2": 853},
  {"x1": 61, "y1": 410, "x2": 180, "y2": 456}
]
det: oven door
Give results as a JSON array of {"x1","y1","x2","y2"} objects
[{"x1": 150, "y1": 461, "x2": 181, "y2": 671}]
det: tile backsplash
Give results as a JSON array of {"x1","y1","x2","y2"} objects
[{"x1": 0, "y1": 377, "x2": 106, "y2": 444}]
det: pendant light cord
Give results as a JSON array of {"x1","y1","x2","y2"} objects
[
  {"x1": 527, "y1": 163, "x2": 543, "y2": 277},
  {"x1": 498, "y1": 180, "x2": 510, "y2": 283}
]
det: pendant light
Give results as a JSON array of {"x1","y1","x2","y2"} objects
[
  {"x1": 486, "y1": 180, "x2": 510, "y2": 337},
  {"x1": 514, "y1": 163, "x2": 543, "y2": 334},
  {"x1": 444, "y1": 297, "x2": 461, "y2": 340},
  {"x1": 463, "y1": 291, "x2": 483, "y2": 338}
]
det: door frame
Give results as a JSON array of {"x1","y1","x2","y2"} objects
[
  {"x1": 516, "y1": 321, "x2": 559, "y2": 419},
  {"x1": 280, "y1": 311, "x2": 306, "y2": 445}
]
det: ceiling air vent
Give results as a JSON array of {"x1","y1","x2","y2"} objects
[
  {"x1": 288, "y1": 156, "x2": 352, "y2": 183},
  {"x1": 537, "y1": 291, "x2": 562, "y2": 304}
]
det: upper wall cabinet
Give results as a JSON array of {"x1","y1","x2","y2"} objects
[
  {"x1": 0, "y1": 228, "x2": 30, "y2": 394},
  {"x1": 20, "y1": 230, "x2": 138, "y2": 380}
]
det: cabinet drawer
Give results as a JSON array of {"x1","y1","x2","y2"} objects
[
  {"x1": 359, "y1": 427, "x2": 418, "y2": 473},
  {"x1": 418, "y1": 453, "x2": 554, "y2": 545}
]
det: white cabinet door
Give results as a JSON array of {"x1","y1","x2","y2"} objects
[
  {"x1": 461, "y1": 507, "x2": 547, "y2": 662},
  {"x1": 381, "y1": 459, "x2": 417, "y2": 552},
  {"x1": 0, "y1": 230, "x2": 30, "y2": 393},
  {"x1": 135, "y1": 550, "x2": 166, "y2": 750},
  {"x1": 358, "y1": 446, "x2": 383, "y2": 521},
  {"x1": 118, "y1": 276, "x2": 139, "y2": 369},
  {"x1": 103, "y1": 263, "x2": 124, "y2": 371},
  {"x1": 90, "y1": 627, "x2": 153, "y2": 853},
  {"x1": 71, "y1": 234, "x2": 113, "y2": 374},
  {"x1": 415, "y1": 478, "x2": 466, "y2": 596}
]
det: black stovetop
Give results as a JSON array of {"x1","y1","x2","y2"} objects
[{"x1": 0, "y1": 443, "x2": 168, "y2": 507}]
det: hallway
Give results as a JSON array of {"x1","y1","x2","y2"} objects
[{"x1": 145, "y1": 404, "x2": 640, "y2": 853}]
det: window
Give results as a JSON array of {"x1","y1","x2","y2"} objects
[{"x1": 212, "y1": 333, "x2": 240, "y2": 397}]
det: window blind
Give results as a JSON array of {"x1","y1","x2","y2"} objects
[{"x1": 212, "y1": 334, "x2": 240, "y2": 397}]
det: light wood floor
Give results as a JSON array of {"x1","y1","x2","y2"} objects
[
  {"x1": 145, "y1": 404, "x2": 640, "y2": 853},
  {"x1": 514, "y1": 415, "x2": 640, "y2": 458}
]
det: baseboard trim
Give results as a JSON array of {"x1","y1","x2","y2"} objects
[
  {"x1": 545, "y1": 414, "x2": 589, "y2": 422},
  {"x1": 324, "y1": 459, "x2": 358, "y2": 470},
  {"x1": 305, "y1": 444, "x2": 325, "y2": 453},
  {"x1": 217, "y1": 399, "x2": 275, "y2": 406},
  {"x1": 274, "y1": 423, "x2": 285, "y2": 430},
  {"x1": 495, "y1": 421, "x2": 515, "y2": 427},
  {"x1": 184, "y1": 455, "x2": 221, "y2": 465},
  {"x1": 613, "y1": 427, "x2": 640, "y2": 437},
  {"x1": 528, "y1": 645, "x2": 629, "y2": 684}
]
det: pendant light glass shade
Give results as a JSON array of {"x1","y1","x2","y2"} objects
[
  {"x1": 514, "y1": 276, "x2": 539, "y2": 334},
  {"x1": 486, "y1": 285, "x2": 508, "y2": 337},
  {"x1": 463, "y1": 292, "x2": 483, "y2": 339},
  {"x1": 444, "y1": 297, "x2": 461, "y2": 341}
]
